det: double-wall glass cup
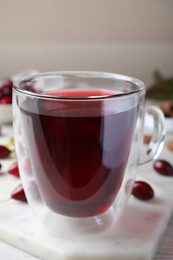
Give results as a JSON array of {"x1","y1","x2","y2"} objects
[{"x1": 13, "y1": 72, "x2": 165, "y2": 237}]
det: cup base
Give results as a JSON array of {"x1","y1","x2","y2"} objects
[{"x1": 34, "y1": 205, "x2": 118, "y2": 238}]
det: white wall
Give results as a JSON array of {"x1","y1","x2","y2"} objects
[{"x1": 0, "y1": 0, "x2": 173, "y2": 84}]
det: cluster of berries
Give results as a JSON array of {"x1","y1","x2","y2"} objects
[{"x1": 0, "y1": 78, "x2": 13, "y2": 105}]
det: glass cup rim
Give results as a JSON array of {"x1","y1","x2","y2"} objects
[{"x1": 13, "y1": 71, "x2": 145, "y2": 100}]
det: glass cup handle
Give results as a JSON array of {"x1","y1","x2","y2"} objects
[{"x1": 139, "y1": 103, "x2": 166, "y2": 165}]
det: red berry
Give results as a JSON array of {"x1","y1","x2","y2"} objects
[
  {"x1": 8, "y1": 162, "x2": 20, "y2": 177},
  {"x1": 0, "y1": 89, "x2": 3, "y2": 99},
  {"x1": 153, "y1": 159, "x2": 173, "y2": 176},
  {"x1": 132, "y1": 181, "x2": 154, "y2": 201},
  {"x1": 0, "y1": 77, "x2": 13, "y2": 88},
  {"x1": 11, "y1": 184, "x2": 27, "y2": 202},
  {"x1": 0, "y1": 77, "x2": 13, "y2": 96},
  {"x1": 0, "y1": 145, "x2": 11, "y2": 158},
  {"x1": 0, "y1": 96, "x2": 12, "y2": 104}
]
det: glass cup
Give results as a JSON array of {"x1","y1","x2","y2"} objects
[{"x1": 13, "y1": 71, "x2": 165, "y2": 237}]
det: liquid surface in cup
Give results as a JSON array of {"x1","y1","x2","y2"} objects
[{"x1": 20, "y1": 89, "x2": 138, "y2": 217}]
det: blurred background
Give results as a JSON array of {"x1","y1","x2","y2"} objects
[{"x1": 0, "y1": 0, "x2": 173, "y2": 85}]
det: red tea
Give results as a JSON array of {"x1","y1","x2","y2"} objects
[{"x1": 20, "y1": 90, "x2": 137, "y2": 217}]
